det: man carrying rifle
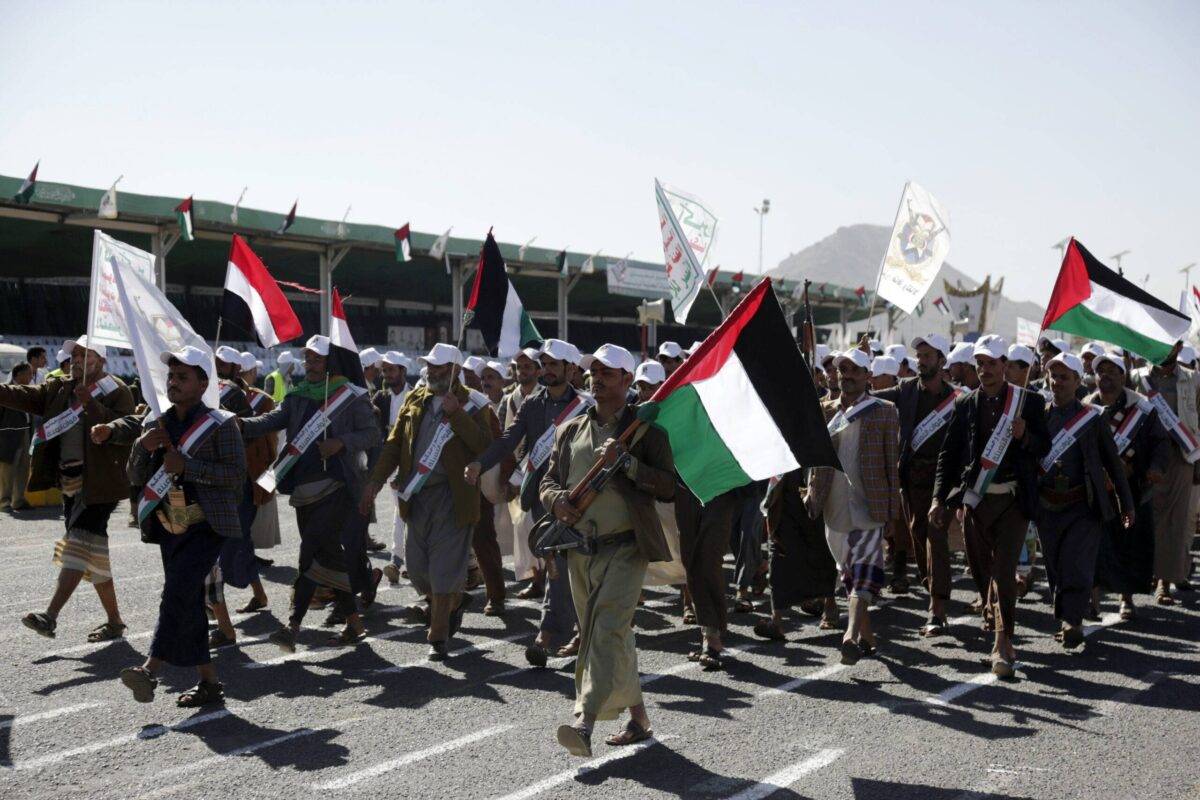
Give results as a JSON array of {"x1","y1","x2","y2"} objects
[{"x1": 540, "y1": 344, "x2": 676, "y2": 757}]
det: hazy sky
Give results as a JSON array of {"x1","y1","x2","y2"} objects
[{"x1": 3, "y1": 1, "x2": 1198, "y2": 308}]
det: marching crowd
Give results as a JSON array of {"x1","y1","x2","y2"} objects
[{"x1": 0, "y1": 325, "x2": 1196, "y2": 757}]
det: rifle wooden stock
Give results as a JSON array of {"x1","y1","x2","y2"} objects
[{"x1": 562, "y1": 419, "x2": 643, "y2": 511}]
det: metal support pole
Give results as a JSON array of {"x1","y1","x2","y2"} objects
[
  {"x1": 557, "y1": 275, "x2": 568, "y2": 341},
  {"x1": 319, "y1": 251, "x2": 331, "y2": 335},
  {"x1": 450, "y1": 257, "x2": 464, "y2": 342},
  {"x1": 150, "y1": 228, "x2": 181, "y2": 291},
  {"x1": 649, "y1": 318, "x2": 658, "y2": 351}
]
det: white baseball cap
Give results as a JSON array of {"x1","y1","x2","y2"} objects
[
  {"x1": 946, "y1": 342, "x2": 975, "y2": 367},
  {"x1": 1006, "y1": 344, "x2": 1035, "y2": 365},
  {"x1": 381, "y1": 350, "x2": 411, "y2": 369},
  {"x1": 278, "y1": 351, "x2": 297, "y2": 367},
  {"x1": 159, "y1": 345, "x2": 211, "y2": 379},
  {"x1": 239, "y1": 351, "x2": 257, "y2": 372},
  {"x1": 419, "y1": 343, "x2": 464, "y2": 367},
  {"x1": 1048, "y1": 352, "x2": 1085, "y2": 378},
  {"x1": 871, "y1": 355, "x2": 899, "y2": 377},
  {"x1": 63, "y1": 335, "x2": 107, "y2": 362},
  {"x1": 55, "y1": 348, "x2": 69, "y2": 364},
  {"x1": 540, "y1": 338, "x2": 579, "y2": 365},
  {"x1": 1037, "y1": 335, "x2": 1070, "y2": 354},
  {"x1": 906, "y1": 356, "x2": 919, "y2": 373},
  {"x1": 972, "y1": 336, "x2": 1007, "y2": 362},
  {"x1": 634, "y1": 360, "x2": 666, "y2": 386},
  {"x1": 482, "y1": 359, "x2": 507, "y2": 377},
  {"x1": 814, "y1": 344, "x2": 831, "y2": 364},
  {"x1": 1081, "y1": 341, "x2": 1105, "y2": 358},
  {"x1": 1093, "y1": 351, "x2": 1127, "y2": 374},
  {"x1": 834, "y1": 348, "x2": 873, "y2": 371},
  {"x1": 657, "y1": 341, "x2": 683, "y2": 359},
  {"x1": 359, "y1": 347, "x2": 382, "y2": 368},
  {"x1": 589, "y1": 343, "x2": 636, "y2": 374},
  {"x1": 305, "y1": 335, "x2": 331, "y2": 356},
  {"x1": 912, "y1": 333, "x2": 951, "y2": 357},
  {"x1": 516, "y1": 347, "x2": 540, "y2": 363},
  {"x1": 215, "y1": 345, "x2": 242, "y2": 365},
  {"x1": 255, "y1": 359, "x2": 263, "y2": 371},
  {"x1": 868, "y1": 338, "x2": 883, "y2": 354},
  {"x1": 884, "y1": 344, "x2": 908, "y2": 361},
  {"x1": 1180, "y1": 344, "x2": 1197, "y2": 364},
  {"x1": 462, "y1": 355, "x2": 486, "y2": 376}
]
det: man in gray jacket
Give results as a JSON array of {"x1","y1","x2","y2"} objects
[{"x1": 241, "y1": 335, "x2": 380, "y2": 650}]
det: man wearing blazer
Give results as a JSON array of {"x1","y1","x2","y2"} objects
[{"x1": 932, "y1": 336, "x2": 1050, "y2": 677}]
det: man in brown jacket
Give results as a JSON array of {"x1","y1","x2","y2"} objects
[
  {"x1": 0, "y1": 337, "x2": 135, "y2": 641},
  {"x1": 541, "y1": 344, "x2": 675, "y2": 758},
  {"x1": 360, "y1": 344, "x2": 495, "y2": 660}
]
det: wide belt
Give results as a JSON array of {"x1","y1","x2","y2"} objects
[
  {"x1": 1039, "y1": 485, "x2": 1086, "y2": 511},
  {"x1": 593, "y1": 530, "x2": 636, "y2": 549}
]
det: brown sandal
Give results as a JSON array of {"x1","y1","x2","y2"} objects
[
  {"x1": 556, "y1": 636, "x2": 580, "y2": 658},
  {"x1": 177, "y1": 681, "x2": 224, "y2": 708},
  {"x1": 120, "y1": 666, "x2": 158, "y2": 703},
  {"x1": 87, "y1": 621, "x2": 126, "y2": 642},
  {"x1": 22, "y1": 612, "x2": 56, "y2": 638},
  {"x1": 236, "y1": 597, "x2": 268, "y2": 614},
  {"x1": 605, "y1": 719, "x2": 653, "y2": 747},
  {"x1": 328, "y1": 625, "x2": 367, "y2": 647}
]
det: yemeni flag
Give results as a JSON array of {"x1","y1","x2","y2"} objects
[
  {"x1": 466, "y1": 230, "x2": 542, "y2": 358},
  {"x1": 175, "y1": 196, "x2": 195, "y2": 242},
  {"x1": 13, "y1": 161, "x2": 37, "y2": 203},
  {"x1": 638, "y1": 278, "x2": 840, "y2": 503},
  {"x1": 222, "y1": 234, "x2": 303, "y2": 347},
  {"x1": 277, "y1": 199, "x2": 297, "y2": 234},
  {"x1": 1043, "y1": 238, "x2": 1190, "y2": 364},
  {"x1": 394, "y1": 223, "x2": 412, "y2": 262},
  {"x1": 330, "y1": 288, "x2": 366, "y2": 386}
]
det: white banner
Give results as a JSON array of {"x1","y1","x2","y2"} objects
[
  {"x1": 110, "y1": 250, "x2": 219, "y2": 418},
  {"x1": 606, "y1": 256, "x2": 669, "y2": 300},
  {"x1": 655, "y1": 179, "x2": 716, "y2": 323},
  {"x1": 875, "y1": 181, "x2": 951, "y2": 314},
  {"x1": 1016, "y1": 316, "x2": 1041, "y2": 346},
  {"x1": 87, "y1": 231, "x2": 159, "y2": 350}
]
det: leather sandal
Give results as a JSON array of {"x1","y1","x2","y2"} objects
[
  {"x1": 328, "y1": 625, "x2": 367, "y2": 647},
  {"x1": 839, "y1": 640, "x2": 861, "y2": 665},
  {"x1": 120, "y1": 666, "x2": 157, "y2": 703},
  {"x1": 605, "y1": 719, "x2": 653, "y2": 747},
  {"x1": 87, "y1": 621, "x2": 126, "y2": 642},
  {"x1": 698, "y1": 647, "x2": 724, "y2": 671},
  {"x1": 753, "y1": 621, "x2": 786, "y2": 641},
  {"x1": 556, "y1": 724, "x2": 592, "y2": 757},
  {"x1": 236, "y1": 597, "x2": 269, "y2": 614},
  {"x1": 22, "y1": 612, "x2": 56, "y2": 638},
  {"x1": 176, "y1": 680, "x2": 224, "y2": 708},
  {"x1": 208, "y1": 629, "x2": 236, "y2": 649}
]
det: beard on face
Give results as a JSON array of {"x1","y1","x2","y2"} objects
[{"x1": 428, "y1": 375, "x2": 451, "y2": 394}]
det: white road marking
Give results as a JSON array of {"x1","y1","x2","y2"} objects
[
  {"x1": 723, "y1": 748, "x2": 844, "y2": 800},
  {"x1": 0, "y1": 702, "x2": 104, "y2": 730},
  {"x1": 157, "y1": 726, "x2": 326, "y2": 779},
  {"x1": 374, "y1": 632, "x2": 527, "y2": 674},
  {"x1": 4, "y1": 707, "x2": 231, "y2": 771},
  {"x1": 313, "y1": 724, "x2": 513, "y2": 790},
  {"x1": 38, "y1": 612, "x2": 254, "y2": 658},
  {"x1": 756, "y1": 664, "x2": 847, "y2": 698},
  {"x1": 640, "y1": 644, "x2": 761, "y2": 686},
  {"x1": 1091, "y1": 670, "x2": 1169, "y2": 718},
  {"x1": 487, "y1": 735, "x2": 672, "y2": 800},
  {"x1": 246, "y1": 625, "x2": 420, "y2": 668}
]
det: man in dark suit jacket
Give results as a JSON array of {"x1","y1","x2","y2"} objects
[
  {"x1": 1037, "y1": 353, "x2": 1134, "y2": 650},
  {"x1": 932, "y1": 337, "x2": 1050, "y2": 677}
]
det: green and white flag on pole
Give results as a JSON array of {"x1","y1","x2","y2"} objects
[
  {"x1": 655, "y1": 178, "x2": 718, "y2": 323},
  {"x1": 14, "y1": 161, "x2": 38, "y2": 204},
  {"x1": 175, "y1": 196, "x2": 195, "y2": 242}
]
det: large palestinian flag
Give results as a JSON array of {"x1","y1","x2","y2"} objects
[
  {"x1": 1043, "y1": 238, "x2": 1190, "y2": 364},
  {"x1": 639, "y1": 278, "x2": 839, "y2": 503},
  {"x1": 466, "y1": 230, "x2": 541, "y2": 358}
]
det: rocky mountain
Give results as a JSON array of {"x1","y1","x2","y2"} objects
[{"x1": 769, "y1": 224, "x2": 1046, "y2": 347}]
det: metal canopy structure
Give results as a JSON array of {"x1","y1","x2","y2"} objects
[{"x1": 0, "y1": 174, "x2": 879, "y2": 350}]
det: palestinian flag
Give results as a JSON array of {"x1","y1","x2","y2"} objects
[
  {"x1": 13, "y1": 161, "x2": 37, "y2": 203},
  {"x1": 639, "y1": 278, "x2": 840, "y2": 503},
  {"x1": 330, "y1": 288, "x2": 366, "y2": 386},
  {"x1": 394, "y1": 223, "x2": 412, "y2": 262},
  {"x1": 933, "y1": 296, "x2": 950, "y2": 315},
  {"x1": 1043, "y1": 238, "x2": 1190, "y2": 364},
  {"x1": 222, "y1": 235, "x2": 303, "y2": 347},
  {"x1": 277, "y1": 199, "x2": 297, "y2": 234},
  {"x1": 175, "y1": 196, "x2": 195, "y2": 242},
  {"x1": 466, "y1": 230, "x2": 542, "y2": 358},
  {"x1": 855, "y1": 285, "x2": 868, "y2": 306}
]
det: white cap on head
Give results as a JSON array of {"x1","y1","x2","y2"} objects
[
  {"x1": 517, "y1": 347, "x2": 540, "y2": 363},
  {"x1": 55, "y1": 348, "x2": 70, "y2": 364},
  {"x1": 814, "y1": 344, "x2": 831, "y2": 364},
  {"x1": 657, "y1": 341, "x2": 683, "y2": 359},
  {"x1": 305, "y1": 335, "x2": 331, "y2": 357},
  {"x1": 1081, "y1": 341, "x2": 1105, "y2": 358},
  {"x1": 239, "y1": 351, "x2": 257, "y2": 372},
  {"x1": 821, "y1": 349, "x2": 837, "y2": 366},
  {"x1": 159, "y1": 345, "x2": 211, "y2": 379},
  {"x1": 278, "y1": 351, "x2": 296, "y2": 367},
  {"x1": 1048, "y1": 352, "x2": 1085, "y2": 378},
  {"x1": 588, "y1": 343, "x2": 636, "y2": 374},
  {"x1": 834, "y1": 348, "x2": 872, "y2": 371},
  {"x1": 419, "y1": 343, "x2": 464, "y2": 367},
  {"x1": 1093, "y1": 351, "x2": 1127, "y2": 375},
  {"x1": 215, "y1": 345, "x2": 242, "y2": 365},
  {"x1": 482, "y1": 359, "x2": 507, "y2": 377},
  {"x1": 63, "y1": 335, "x2": 107, "y2": 362},
  {"x1": 462, "y1": 355, "x2": 486, "y2": 376},
  {"x1": 1037, "y1": 335, "x2": 1070, "y2": 354},
  {"x1": 381, "y1": 350, "x2": 411, "y2": 369},
  {"x1": 884, "y1": 344, "x2": 908, "y2": 361},
  {"x1": 972, "y1": 336, "x2": 1007, "y2": 362},
  {"x1": 1006, "y1": 344, "x2": 1035, "y2": 365},
  {"x1": 359, "y1": 347, "x2": 382, "y2": 368},
  {"x1": 579, "y1": 354, "x2": 595, "y2": 371},
  {"x1": 906, "y1": 356, "x2": 919, "y2": 372},
  {"x1": 871, "y1": 355, "x2": 899, "y2": 377},
  {"x1": 1180, "y1": 344, "x2": 1197, "y2": 364},
  {"x1": 255, "y1": 359, "x2": 263, "y2": 371},
  {"x1": 868, "y1": 338, "x2": 883, "y2": 353},
  {"x1": 634, "y1": 360, "x2": 666, "y2": 386},
  {"x1": 540, "y1": 338, "x2": 579, "y2": 365},
  {"x1": 945, "y1": 342, "x2": 975, "y2": 367},
  {"x1": 912, "y1": 333, "x2": 951, "y2": 357}
]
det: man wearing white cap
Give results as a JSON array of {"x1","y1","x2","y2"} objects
[
  {"x1": 238, "y1": 351, "x2": 259, "y2": 388},
  {"x1": 118, "y1": 346, "x2": 245, "y2": 707},
  {"x1": 805, "y1": 348, "x2": 900, "y2": 664},
  {"x1": 499, "y1": 346, "x2": 545, "y2": 598},
  {"x1": 1031, "y1": 336, "x2": 1070, "y2": 396},
  {"x1": 373, "y1": 352, "x2": 413, "y2": 585},
  {"x1": 1088, "y1": 351, "x2": 1169, "y2": 620},
  {"x1": 3, "y1": 336, "x2": 135, "y2": 641},
  {"x1": 45, "y1": 347, "x2": 72, "y2": 381},
  {"x1": 1005, "y1": 344, "x2": 1035, "y2": 387},
  {"x1": 885, "y1": 345, "x2": 914, "y2": 379},
  {"x1": 243, "y1": 334, "x2": 381, "y2": 650},
  {"x1": 360, "y1": 348, "x2": 383, "y2": 391},
  {"x1": 361, "y1": 343, "x2": 495, "y2": 660},
  {"x1": 946, "y1": 342, "x2": 980, "y2": 390},
  {"x1": 466, "y1": 338, "x2": 589, "y2": 653},
  {"x1": 869, "y1": 356, "x2": 899, "y2": 392},
  {"x1": 655, "y1": 341, "x2": 684, "y2": 377},
  {"x1": 264, "y1": 351, "x2": 297, "y2": 405},
  {"x1": 633, "y1": 360, "x2": 665, "y2": 403},
  {"x1": 1036, "y1": 353, "x2": 1134, "y2": 649},
  {"x1": 541, "y1": 344, "x2": 675, "y2": 756},
  {"x1": 931, "y1": 335, "x2": 1050, "y2": 676},
  {"x1": 873, "y1": 333, "x2": 957, "y2": 634},
  {"x1": 820, "y1": 349, "x2": 839, "y2": 401},
  {"x1": 1131, "y1": 341, "x2": 1200, "y2": 604}
]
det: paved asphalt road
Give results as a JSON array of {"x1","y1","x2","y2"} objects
[{"x1": 0, "y1": 498, "x2": 1197, "y2": 800}]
